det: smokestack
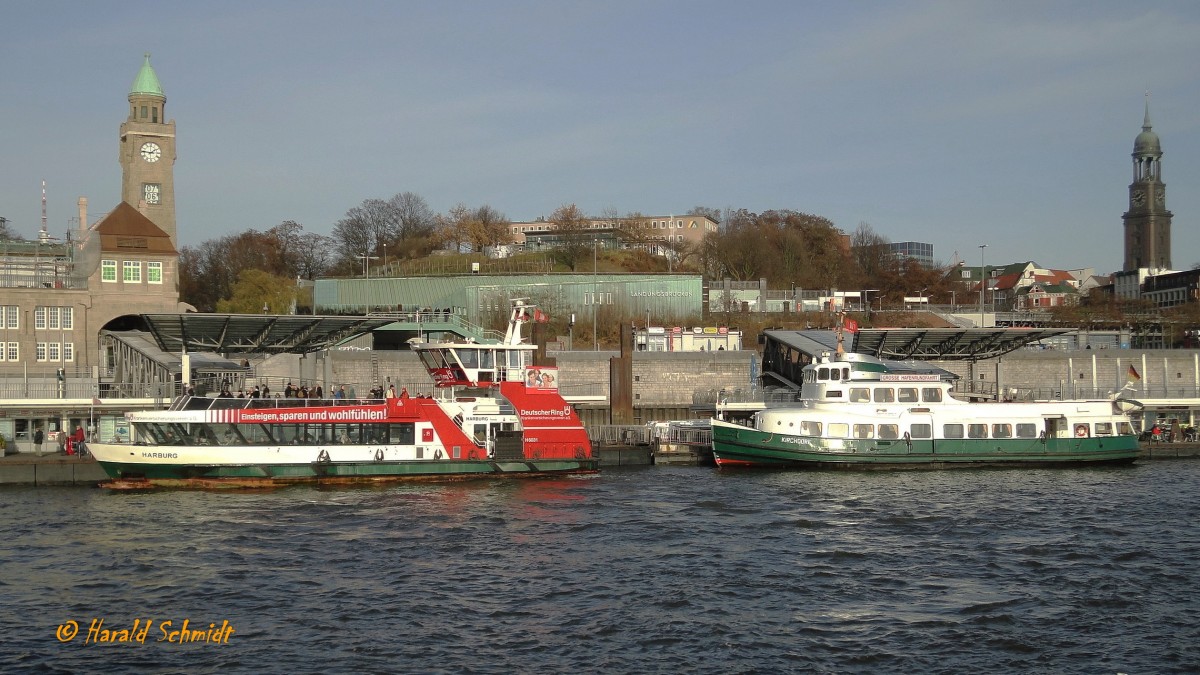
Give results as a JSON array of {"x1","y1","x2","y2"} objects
[{"x1": 77, "y1": 197, "x2": 88, "y2": 233}]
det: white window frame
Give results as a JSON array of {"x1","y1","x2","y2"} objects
[
  {"x1": 2, "y1": 306, "x2": 16, "y2": 329},
  {"x1": 36, "y1": 342, "x2": 47, "y2": 362},
  {"x1": 61, "y1": 307, "x2": 73, "y2": 330},
  {"x1": 48, "y1": 342, "x2": 61, "y2": 362},
  {"x1": 102, "y1": 259, "x2": 118, "y2": 282},
  {"x1": 148, "y1": 262, "x2": 163, "y2": 284},
  {"x1": 34, "y1": 307, "x2": 46, "y2": 330},
  {"x1": 48, "y1": 307, "x2": 60, "y2": 330},
  {"x1": 63, "y1": 342, "x2": 74, "y2": 362},
  {"x1": 123, "y1": 260, "x2": 142, "y2": 283},
  {"x1": 6, "y1": 342, "x2": 17, "y2": 361}
]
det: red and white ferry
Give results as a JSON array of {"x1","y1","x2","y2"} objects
[{"x1": 89, "y1": 300, "x2": 597, "y2": 488}]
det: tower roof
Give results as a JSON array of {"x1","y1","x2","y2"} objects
[
  {"x1": 1133, "y1": 94, "x2": 1161, "y2": 156},
  {"x1": 129, "y1": 53, "x2": 164, "y2": 98}
]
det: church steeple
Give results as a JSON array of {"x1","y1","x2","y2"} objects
[{"x1": 1122, "y1": 94, "x2": 1172, "y2": 272}]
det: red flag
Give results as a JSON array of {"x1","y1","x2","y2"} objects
[
  {"x1": 844, "y1": 318, "x2": 859, "y2": 333},
  {"x1": 534, "y1": 309, "x2": 549, "y2": 323}
]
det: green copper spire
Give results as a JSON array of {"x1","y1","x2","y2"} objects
[{"x1": 129, "y1": 53, "x2": 164, "y2": 97}]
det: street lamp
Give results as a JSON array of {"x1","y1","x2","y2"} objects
[
  {"x1": 382, "y1": 244, "x2": 387, "y2": 275},
  {"x1": 593, "y1": 238, "x2": 599, "y2": 351},
  {"x1": 919, "y1": 287, "x2": 927, "y2": 311},
  {"x1": 978, "y1": 244, "x2": 988, "y2": 327},
  {"x1": 357, "y1": 254, "x2": 379, "y2": 279}
]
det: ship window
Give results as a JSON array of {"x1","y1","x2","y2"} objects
[
  {"x1": 909, "y1": 424, "x2": 932, "y2": 439},
  {"x1": 853, "y1": 424, "x2": 874, "y2": 439},
  {"x1": 921, "y1": 388, "x2": 943, "y2": 403},
  {"x1": 943, "y1": 424, "x2": 964, "y2": 438},
  {"x1": 1118, "y1": 421, "x2": 1134, "y2": 435},
  {"x1": 842, "y1": 368, "x2": 850, "y2": 380},
  {"x1": 873, "y1": 388, "x2": 895, "y2": 403},
  {"x1": 1095, "y1": 422, "x2": 1114, "y2": 436},
  {"x1": 878, "y1": 424, "x2": 899, "y2": 439},
  {"x1": 800, "y1": 421, "x2": 822, "y2": 435},
  {"x1": 828, "y1": 423, "x2": 849, "y2": 437},
  {"x1": 479, "y1": 350, "x2": 494, "y2": 369},
  {"x1": 825, "y1": 389, "x2": 843, "y2": 398},
  {"x1": 968, "y1": 424, "x2": 988, "y2": 439},
  {"x1": 458, "y1": 349, "x2": 479, "y2": 368},
  {"x1": 1016, "y1": 423, "x2": 1037, "y2": 438},
  {"x1": 992, "y1": 424, "x2": 1012, "y2": 438},
  {"x1": 818, "y1": 367, "x2": 829, "y2": 380},
  {"x1": 897, "y1": 388, "x2": 918, "y2": 403},
  {"x1": 849, "y1": 388, "x2": 871, "y2": 402}
]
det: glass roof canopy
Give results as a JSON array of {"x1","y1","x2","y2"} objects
[{"x1": 140, "y1": 314, "x2": 398, "y2": 355}]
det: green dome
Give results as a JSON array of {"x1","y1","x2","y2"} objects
[{"x1": 129, "y1": 53, "x2": 164, "y2": 98}]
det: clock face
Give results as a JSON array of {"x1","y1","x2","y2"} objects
[
  {"x1": 143, "y1": 183, "x2": 161, "y2": 205},
  {"x1": 140, "y1": 142, "x2": 161, "y2": 163},
  {"x1": 1155, "y1": 191, "x2": 1165, "y2": 205},
  {"x1": 1132, "y1": 190, "x2": 1146, "y2": 206}
]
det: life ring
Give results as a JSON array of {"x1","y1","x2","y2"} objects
[
  {"x1": 375, "y1": 448, "x2": 384, "y2": 461},
  {"x1": 1075, "y1": 424, "x2": 1088, "y2": 438},
  {"x1": 433, "y1": 448, "x2": 443, "y2": 460},
  {"x1": 468, "y1": 448, "x2": 480, "y2": 460}
]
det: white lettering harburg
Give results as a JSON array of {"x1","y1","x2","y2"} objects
[{"x1": 141, "y1": 452, "x2": 179, "y2": 459}]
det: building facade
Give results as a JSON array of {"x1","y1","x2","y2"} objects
[
  {"x1": 0, "y1": 56, "x2": 180, "y2": 382},
  {"x1": 511, "y1": 214, "x2": 719, "y2": 256}
]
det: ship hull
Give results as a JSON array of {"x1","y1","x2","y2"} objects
[
  {"x1": 90, "y1": 443, "x2": 597, "y2": 489},
  {"x1": 710, "y1": 421, "x2": 1139, "y2": 470}
]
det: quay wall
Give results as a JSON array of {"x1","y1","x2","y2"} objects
[{"x1": 933, "y1": 350, "x2": 1200, "y2": 398}]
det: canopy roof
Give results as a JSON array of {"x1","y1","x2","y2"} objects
[
  {"x1": 849, "y1": 327, "x2": 1074, "y2": 360},
  {"x1": 140, "y1": 314, "x2": 396, "y2": 355}
]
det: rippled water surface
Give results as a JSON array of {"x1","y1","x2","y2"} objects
[{"x1": 3, "y1": 462, "x2": 1199, "y2": 673}]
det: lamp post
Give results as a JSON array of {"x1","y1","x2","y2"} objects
[
  {"x1": 919, "y1": 287, "x2": 927, "y2": 311},
  {"x1": 382, "y1": 244, "x2": 387, "y2": 275},
  {"x1": 593, "y1": 238, "x2": 599, "y2": 351},
  {"x1": 357, "y1": 254, "x2": 379, "y2": 279},
  {"x1": 978, "y1": 244, "x2": 988, "y2": 327}
]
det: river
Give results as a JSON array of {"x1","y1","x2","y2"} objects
[{"x1": 3, "y1": 461, "x2": 1198, "y2": 673}]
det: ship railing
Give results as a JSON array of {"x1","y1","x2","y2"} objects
[
  {"x1": 693, "y1": 387, "x2": 795, "y2": 405},
  {"x1": 168, "y1": 395, "x2": 408, "y2": 412}
]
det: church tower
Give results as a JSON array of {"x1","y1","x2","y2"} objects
[
  {"x1": 1122, "y1": 96, "x2": 1172, "y2": 271},
  {"x1": 119, "y1": 54, "x2": 177, "y2": 248}
]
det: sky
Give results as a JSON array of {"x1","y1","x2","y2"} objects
[{"x1": 2, "y1": 1, "x2": 1198, "y2": 275}]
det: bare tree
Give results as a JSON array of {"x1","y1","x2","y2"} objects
[{"x1": 547, "y1": 204, "x2": 593, "y2": 271}]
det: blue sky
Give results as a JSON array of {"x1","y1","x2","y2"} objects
[{"x1": 2, "y1": 1, "x2": 1198, "y2": 275}]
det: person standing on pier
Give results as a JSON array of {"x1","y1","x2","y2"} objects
[{"x1": 33, "y1": 427, "x2": 44, "y2": 456}]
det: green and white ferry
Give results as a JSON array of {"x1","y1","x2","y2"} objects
[{"x1": 711, "y1": 351, "x2": 1142, "y2": 470}]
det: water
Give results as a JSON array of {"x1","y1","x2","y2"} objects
[{"x1": 3, "y1": 462, "x2": 1199, "y2": 673}]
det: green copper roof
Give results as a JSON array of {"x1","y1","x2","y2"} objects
[{"x1": 129, "y1": 53, "x2": 164, "y2": 97}]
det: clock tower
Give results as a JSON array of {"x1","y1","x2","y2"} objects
[
  {"x1": 1122, "y1": 96, "x2": 1172, "y2": 271},
  {"x1": 119, "y1": 53, "x2": 177, "y2": 248}
]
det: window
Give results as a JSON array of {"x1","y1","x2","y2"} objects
[
  {"x1": 102, "y1": 260, "x2": 117, "y2": 282},
  {"x1": 61, "y1": 307, "x2": 73, "y2": 329},
  {"x1": 897, "y1": 388, "x2": 918, "y2": 403},
  {"x1": 148, "y1": 262, "x2": 163, "y2": 284},
  {"x1": 922, "y1": 388, "x2": 943, "y2": 403},
  {"x1": 48, "y1": 307, "x2": 59, "y2": 330},
  {"x1": 124, "y1": 261, "x2": 142, "y2": 282},
  {"x1": 48, "y1": 342, "x2": 60, "y2": 361},
  {"x1": 849, "y1": 388, "x2": 871, "y2": 402},
  {"x1": 1016, "y1": 423, "x2": 1038, "y2": 438},
  {"x1": 968, "y1": 424, "x2": 988, "y2": 439},
  {"x1": 828, "y1": 423, "x2": 849, "y2": 437},
  {"x1": 873, "y1": 388, "x2": 895, "y2": 403},
  {"x1": 800, "y1": 421, "x2": 823, "y2": 436},
  {"x1": 910, "y1": 424, "x2": 932, "y2": 439},
  {"x1": 140, "y1": 105, "x2": 147, "y2": 118},
  {"x1": 1, "y1": 306, "x2": 17, "y2": 329},
  {"x1": 992, "y1": 424, "x2": 1012, "y2": 438},
  {"x1": 63, "y1": 342, "x2": 74, "y2": 362},
  {"x1": 36, "y1": 343, "x2": 47, "y2": 362},
  {"x1": 152, "y1": 107, "x2": 158, "y2": 123},
  {"x1": 853, "y1": 424, "x2": 874, "y2": 439},
  {"x1": 34, "y1": 307, "x2": 46, "y2": 329},
  {"x1": 879, "y1": 424, "x2": 900, "y2": 439},
  {"x1": 1095, "y1": 422, "x2": 1114, "y2": 436},
  {"x1": 6, "y1": 343, "x2": 17, "y2": 361}
]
